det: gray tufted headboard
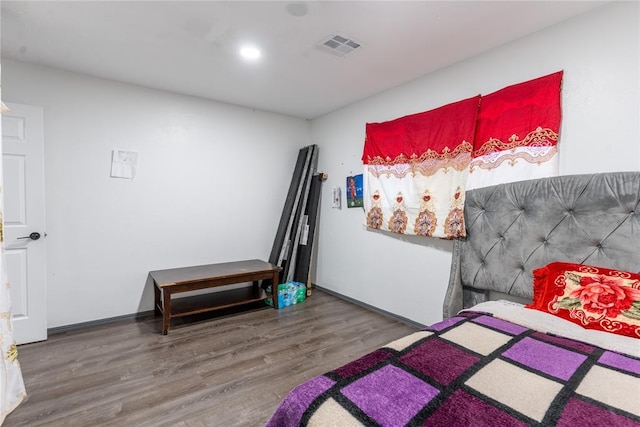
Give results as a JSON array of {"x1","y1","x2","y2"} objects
[{"x1": 443, "y1": 171, "x2": 640, "y2": 318}]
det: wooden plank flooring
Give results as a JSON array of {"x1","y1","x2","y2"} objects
[{"x1": 6, "y1": 290, "x2": 416, "y2": 426}]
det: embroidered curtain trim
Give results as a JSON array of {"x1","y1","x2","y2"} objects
[
  {"x1": 368, "y1": 146, "x2": 472, "y2": 179},
  {"x1": 470, "y1": 126, "x2": 559, "y2": 171},
  {"x1": 472, "y1": 126, "x2": 559, "y2": 157},
  {"x1": 470, "y1": 146, "x2": 558, "y2": 171},
  {"x1": 365, "y1": 142, "x2": 473, "y2": 168}
]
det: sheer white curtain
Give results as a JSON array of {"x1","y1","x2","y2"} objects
[{"x1": 0, "y1": 70, "x2": 27, "y2": 424}]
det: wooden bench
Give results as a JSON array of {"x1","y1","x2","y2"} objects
[{"x1": 149, "y1": 259, "x2": 282, "y2": 335}]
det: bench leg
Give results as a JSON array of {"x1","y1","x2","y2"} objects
[
  {"x1": 154, "y1": 284, "x2": 161, "y2": 316},
  {"x1": 162, "y1": 289, "x2": 171, "y2": 335},
  {"x1": 271, "y1": 270, "x2": 279, "y2": 310}
]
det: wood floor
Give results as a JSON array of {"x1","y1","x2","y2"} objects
[{"x1": 6, "y1": 290, "x2": 416, "y2": 426}]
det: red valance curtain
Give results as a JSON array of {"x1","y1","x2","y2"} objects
[
  {"x1": 363, "y1": 96, "x2": 480, "y2": 168},
  {"x1": 467, "y1": 71, "x2": 563, "y2": 190},
  {"x1": 362, "y1": 96, "x2": 480, "y2": 238}
]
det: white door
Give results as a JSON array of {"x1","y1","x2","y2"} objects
[{"x1": 2, "y1": 102, "x2": 47, "y2": 344}]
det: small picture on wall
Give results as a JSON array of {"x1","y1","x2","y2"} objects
[{"x1": 346, "y1": 174, "x2": 363, "y2": 208}]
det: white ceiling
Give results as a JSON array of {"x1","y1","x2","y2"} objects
[{"x1": 2, "y1": 1, "x2": 608, "y2": 119}]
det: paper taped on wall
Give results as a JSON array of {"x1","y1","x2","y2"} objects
[{"x1": 110, "y1": 149, "x2": 138, "y2": 179}]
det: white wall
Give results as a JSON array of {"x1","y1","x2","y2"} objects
[
  {"x1": 310, "y1": 2, "x2": 640, "y2": 326},
  {"x1": 2, "y1": 59, "x2": 310, "y2": 328},
  {"x1": 2, "y1": 2, "x2": 638, "y2": 330}
]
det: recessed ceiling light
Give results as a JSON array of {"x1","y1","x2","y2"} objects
[{"x1": 239, "y1": 45, "x2": 261, "y2": 61}]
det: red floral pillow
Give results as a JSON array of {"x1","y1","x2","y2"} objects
[{"x1": 526, "y1": 262, "x2": 640, "y2": 338}]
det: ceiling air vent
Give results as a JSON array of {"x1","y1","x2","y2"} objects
[{"x1": 316, "y1": 34, "x2": 362, "y2": 58}]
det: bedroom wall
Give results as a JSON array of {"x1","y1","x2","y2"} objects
[
  {"x1": 310, "y1": 1, "x2": 639, "y2": 326},
  {"x1": 2, "y1": 58, "x2": 310, "y2": 328}
]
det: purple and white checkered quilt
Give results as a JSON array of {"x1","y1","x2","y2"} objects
[{"x1": 266, "y1": 311, "x2": 640, "y2": 426}]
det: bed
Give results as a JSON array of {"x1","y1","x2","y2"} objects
[{"x1": 266, "y1": 171, "x2": 640, "y2": 426}]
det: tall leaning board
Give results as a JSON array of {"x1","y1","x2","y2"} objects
[{"x1": 267, "y1": 144, "x2": 324, "y2": 292}]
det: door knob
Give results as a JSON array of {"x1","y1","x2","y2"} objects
[{"x1": 17, "y1": 232, "x2": 41, "y2": 241}]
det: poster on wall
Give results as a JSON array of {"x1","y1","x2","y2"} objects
[{"x1": 346, "y1": 174, "x2": 363, "y2": 208}]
